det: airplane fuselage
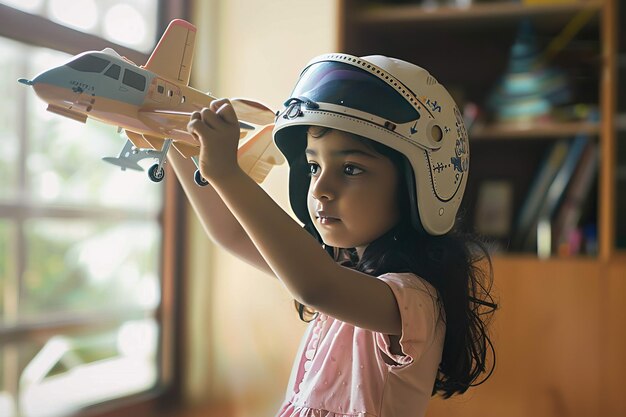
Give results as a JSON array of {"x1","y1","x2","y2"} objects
[{"x1": 30, "y1": 49, "x2": 215, "y2": 145}]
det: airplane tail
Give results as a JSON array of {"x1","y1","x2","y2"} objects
[
  {"x1": 102, "y1": 156, "x2": 143, "y2": 171},
  {"x1": 143, "y1": 19, "x2": 196, "y2": 85}
]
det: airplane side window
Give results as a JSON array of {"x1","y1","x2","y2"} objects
[
  {"x1": 104, "y1": 64, "x2": 121, "y2": 80},
  {"x1": 67, "y1": 55, "x2": 110, "y2": 73},
  {"x1": 122, "y1": 69, "x2": 146, "y2": 91},
  {"x1": 157, "y1": 85, "x2": 164, "y2": 94}
]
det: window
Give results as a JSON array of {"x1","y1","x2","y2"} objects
[
  {"x1": 104, "y1": 64, "x2": 121, "y2": 80},
  {"x1": 122, "y1": 69, "x2": 146, "y2": 91},
  {"x1": 0, "y1": 0, "x2": 158, "y2": 54},
  {"x1": 0, "y1": 1, "x2": 187, "y2": 417},
  {"x1": 66, "y1": 54, "x2": 110, "y2": 73}
]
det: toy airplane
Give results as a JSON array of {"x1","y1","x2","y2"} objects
[{"x1": 18, "y1": 19, "x2": 283, "y2": 185}]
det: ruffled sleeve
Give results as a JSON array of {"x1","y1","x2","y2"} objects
[{"x1": 375, "y1": 273, "x2": 441, "y2": 367}]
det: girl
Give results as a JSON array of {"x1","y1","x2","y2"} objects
[{"x1": 170, "y1": 54, "x2": 496, "y2": 417}]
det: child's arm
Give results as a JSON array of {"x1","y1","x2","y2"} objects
[
  {"x1": 166, "y1": 147, "x2": 274, "y2": 276},
  {"x1": 191, "y1": 99, "x2": 403, "y2": 336}
]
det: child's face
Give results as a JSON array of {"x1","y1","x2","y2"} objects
[{"x1": 305, "y1": 129, "x2": 400, "y2": 254}]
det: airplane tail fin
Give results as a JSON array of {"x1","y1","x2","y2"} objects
[
  {"x1": 102, "y1": 156, "x2": 143, "y2": 171},
  {"x1": 143, "y1": 19, "x2": 196, "y2": 85}
]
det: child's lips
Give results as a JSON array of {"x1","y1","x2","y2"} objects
[{"x1": 316, "y1": 211, "x2": 341, "y2": 225}]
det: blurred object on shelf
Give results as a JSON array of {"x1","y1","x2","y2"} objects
[
  {"x1": 553, "y1": 140, "x2": 598, "y2": 256},
  {"x1": 538, "y1": 5, "x2": 597, "y2": 65},
  {"x1": 474, "y1": 180, "x2": 514, "y2": 238},
  {"x1": 523, "y1": 0, "x2": 583, "y2": 5},
  {"x1": 551, "y1": 103, "x2": 599, "y2": 122},
  {"x1": 366, "y1": 0, "x2": 515, "y2": 6},
  {"x1": 486, "y1": 19, "x2": 573, "y2": 125},
  {"x1": 463, "y1": 102, "x2": 481, "y2": 131}
]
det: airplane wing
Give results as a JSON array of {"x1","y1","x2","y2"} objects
[
  {"x1": 160, "y1": 123, "x2": 284, "y2": 181},
  {"x1": 237, "y1": 124, "x2": 285, "y2": 183},
  {"x1": 137, "y1": 109, "x2": 190, "y2": 134},
  {"x1": 125, "y1": 130, "x2": 153, "y2": 149},
  {"x1": 172, "y1": 141, "x2": 200, "y2": 158},
  {"x1": 231, "y1": 98, "x2": 276, "y2": 126},
  {"x1": 139, "y1": 109, "x2": 256, "y2": 131},
  {"x1": 143, "y1": 19, "x2": 196, "y2": 85}
]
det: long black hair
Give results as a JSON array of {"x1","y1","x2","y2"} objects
[{"x1": 294, "y1": 126, "x2": 497, "y2": 398}]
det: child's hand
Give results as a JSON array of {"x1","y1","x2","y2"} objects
[{"x1": 187, "y1": 98, "x2": 241, "y2": 182}]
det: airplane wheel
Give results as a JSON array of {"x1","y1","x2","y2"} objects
[
  {"x1": 194, "y1": 169, "x2": 209, "y2": 187},
  {"x1": 148, "y1": 164, "x2": 165, "y2": 182}
]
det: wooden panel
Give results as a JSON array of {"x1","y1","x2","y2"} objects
[
  {"x1": 601, "y1": 259, "x2": 626, "y2": 416},
  {"x1": 427, "y1": 258, "x2": 603, "y2": 417},
  {"x1": 599, "y1": 0, "x2": 618, "y2": 260}
]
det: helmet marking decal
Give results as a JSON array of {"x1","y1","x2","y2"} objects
[
  {"x1": 453, "y1": 106, "x2": 469, "y2": 176},
  {"x1": 421, "y1": 96, "x2": 442, "y2": 113}
]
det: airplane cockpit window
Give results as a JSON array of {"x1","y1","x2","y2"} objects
[
  {"x1": 122, "y1": 69, "x2": 146, "y2": 91},
  {"x1": 104, "y1": 64, "x2": 121, "y2": 80},
  {"x1": 67, "y1": 54, "x2": 110, "y2": 73}
]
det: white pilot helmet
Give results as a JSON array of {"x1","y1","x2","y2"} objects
[{"x1": 273, "y1": 53, "x2": 469, "y2": 236}]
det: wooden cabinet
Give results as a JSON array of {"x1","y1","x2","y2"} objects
[{"x1": 338, "y1": 1, "x2": 624, "y2": 416}]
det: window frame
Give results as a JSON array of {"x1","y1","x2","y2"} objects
[{"x1": 0, "y1": 1, "x2": 190, "y2": 415}]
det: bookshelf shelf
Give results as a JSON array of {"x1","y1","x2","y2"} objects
[
  {"x1": 356, "y1": 0, "x2": 603, "y2": 24},
  {"x1": 470, "y1": 120, "x2": 601, "y2": 140}
]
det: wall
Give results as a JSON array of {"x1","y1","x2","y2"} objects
[{"x1": 183, "y1": 2, "x2": 339, "y2": 417}]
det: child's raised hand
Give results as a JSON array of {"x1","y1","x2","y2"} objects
[{"x1": 187, "y1": 98, "x2": 241, "y2": 182}]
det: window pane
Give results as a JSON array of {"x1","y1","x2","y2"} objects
[
  {"x1": 21, "y1": 219, "x2": 161, "y2": 318},
  {"x1": 0, "y1": 37, "x2": 23, "y2": 201},
  {"x1": 0, "y1": 0, "x2": 44, "y2": 14},
  {"x1": 24, "y1": 47, "x2": 163, "y2": 211},
  {"x1": 122, "y1": 69, "x2": 146, "y2": 91},
  {"x1": 0, "y1": 343, "x2": 17, "y2": 417},
  {"x1": 0, "y1": 220, "x2": 17, "y2": 322},
  {"x1": 0, "y1": 0, "x2": 158, "y2": 53},
  {"x1": 66, "y1": 54, "x2": 110, "y2": 73},
  {"x1": 1, "y1": 320, "x2": 158, "y2": 417},
  {"x1": 0, "y1": 3, "x2": 170, "y2": 415},
  {"x1": 104, "y1": 64, "x2": 121, "y2": 80}
]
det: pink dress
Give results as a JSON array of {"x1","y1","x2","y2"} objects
[{"x1": 276, "y1": 273, "x2": 446, "y2": 417}]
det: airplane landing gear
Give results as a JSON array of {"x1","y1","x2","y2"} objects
[
  {"x1": 105, "y1": 137, "x2": 173, "y2": 183},
  {"x1": 148, "y1": 164, "x2": 165, "y2": 182},
  {"x1": 194, "y1": 169, "x2": 209, "y2": 186}
]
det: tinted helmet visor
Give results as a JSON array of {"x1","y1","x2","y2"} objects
[{"x1": 291, "y1": 61, "x2": 419, "y2": 124}]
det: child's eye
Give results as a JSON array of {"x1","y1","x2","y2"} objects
[
  {"x1": 344, "y1": 164, "x2": 364, "y2": 176},
  {"x1": 308, "y1": 162, "x2": 320, "y2": 176}
]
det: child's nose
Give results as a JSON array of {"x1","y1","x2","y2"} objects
[{"x1": 309, "y1": 172, "x2": 336, "y2": 201}]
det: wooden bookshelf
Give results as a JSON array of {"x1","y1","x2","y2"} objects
[
  {"x1": 340, "y1": 0, "x2": 617, "y2": 259},
  {"x1": 470, "y1": 120, "x2": 601, "y2": 139},
  {"x1": 338, "y1": 1, "x2": 623, "y2": 416}
]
